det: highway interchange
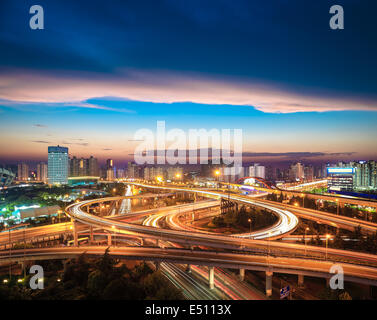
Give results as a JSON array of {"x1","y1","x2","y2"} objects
[{"x1": 2, "y1": 181, "x2": 377, "y2": 298}]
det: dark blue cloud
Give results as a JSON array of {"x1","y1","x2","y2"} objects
[{"x1": 0, "y1": 0, "x2": 376, "y2": 99}]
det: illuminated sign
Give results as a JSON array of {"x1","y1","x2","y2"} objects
[{"x1": 327, "y1": 168, "x2": 355, "y2": 174}]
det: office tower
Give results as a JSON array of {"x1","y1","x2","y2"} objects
[
  {"x1": 17, "y1": 163, "x2": 29, "y2": 181},
  {"x1": 48, "y1": 145, "x2": 69, "y2": 185},
  {"x1": 37, "y1": 162, "x2": 48, "y2": 183},
  {"x1": 248, "y1": 163, "x2": 266, "y2": 179},
  {"x1": 327, "y1": 167, "x2": 354, "y2": 191}
]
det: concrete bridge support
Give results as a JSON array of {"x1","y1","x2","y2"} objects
[
  {"x1": 298, "y1": 274, "x2": 304, "y2": 287},
  {"x1": 155, "y1": 261, "x2": 160, "y2": 270},
  {"x1": 186, "y1": 264, "x2": 191, "y2": 273},
  {"x1": 239, "y1": 268, "x2": 245, "y2": 281},
  {"x1": 209, "y1": 266, "x2": 215, "y2": 289},
  {"x1": 89, "y1": 226, "x2": 94, "y2": 244},
  {"x1": 266, "y1": 271, "x2": 273, "y2": 297},
  {"x1": 72, "y1": 219, "x2": 78, "y2": 247},
  {"x1": 107, "y1": 233, "x2": 112, "y2": 246}
]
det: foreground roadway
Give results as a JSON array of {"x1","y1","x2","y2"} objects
[{"x1": 2, "y1": 246, "x2": 377, "y2": 286}]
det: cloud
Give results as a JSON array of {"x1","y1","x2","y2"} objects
[
  {"x1": 0, "y1": 98, "x2": 134, "y2": 114},
  {"x1": 31, "y1": 140, "x2": 51, "y2": 144},
  {"x1": 0, "y1": 69, "x2": 376, "y2": 114},
  {"x1": 102, "y1": 148, "x2": 112, "y2": 151},
  {"x1": 61, "y1": 140, "x2": 89, "y2": 146},
  {"x1": 33, "y1": 124, "x2": 48, "y2": 128},
  {"x1": 242, "y1": 151, "x2": 356, "y2": 158}
]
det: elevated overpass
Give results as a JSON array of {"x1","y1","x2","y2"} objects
[{"x1": 2, "y1": 246, "x2": 377, "y2": 287}]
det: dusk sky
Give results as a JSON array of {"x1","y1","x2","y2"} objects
[{"x1": 1, "y1": 0, "x2": 377, "y2": 166}]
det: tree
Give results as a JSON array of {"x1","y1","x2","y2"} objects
[
  {"x1": 143, "y1": 271, "x2": 183, "y2": 300},
  {"x1": 339, "y1": 291, "x2": 352, "y2": 300}
]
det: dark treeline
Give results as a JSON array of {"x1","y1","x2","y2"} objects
[{"x1": 0, "y1": 249, "x2": 183, "y2": 300}]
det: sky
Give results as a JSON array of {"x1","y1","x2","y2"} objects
[{"x1": 0, "y1": 0, "x2": 377, "y2": 166}]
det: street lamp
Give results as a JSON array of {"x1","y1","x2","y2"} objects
[
  {"x1": 325, "y1": 234, "x2": 331, "y2": 260},
  {"x1": 294, "y1": 202, "x2": 299, "y2": 207},
  {"x1": 248, "y1": 218, "x2": 252, "y2": 234},
  {"x1": 214, "y1": 170, "x2": 221, "y2": 191},
  {"x1": 336, "y1": 199, "x2": 339, "y2": 215},
  {"x1": 58, "y1": 210, "x2": 62, "y2": 223}
]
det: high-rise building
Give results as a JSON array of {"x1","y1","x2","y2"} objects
[
  {"x1": 166, "y1": 166, "x2": 183, "y2": 181},
  {"x1": 327, "y1": 167, "x2": 354, "y2": 191},
  {"x1": 69, "y1": 156, "x2": 80, "y2": 177},
  {"x1": 116, "y1": 168, "x2": 126, "y2": 179},
  {"x1": 143, "y1": 166, "x2": 164, "y2": 181},
  {"x1": 304, "y1": 165, "x2": 314, "y2": 181},
  {"x1": 106, "y1": 168, "x2": 115, "y2": 181},
  {"x1": 17, "y1": 163, "x2": 29, "y2": 181},
  {"x1": 127, "y1": 162, "x2": 140, "y2": 179},
  {"x1": 88, "y1": 156, "x2": 99, "y2": 176},
  {"x1": 353, "y1": 160, "x2": 377, "y2": 190},
  {"x1": 69, "y1": 156, "x2": 99, "y2": 177},
  {"x1": 37, "y1": 162, "x2": 48, "y2": 183},
  {"x1": 248, "y1": 163, "x2": 265, "y2": 179},
  {"x1": 48, "y1": 145, "x2": 69, "y2": 185},
  {"x1": 289, "y1": 162, "x2": 304, "y2": 181},
  {"x1": 106, "y1": 159, "x2": 114, "y2": 170}
]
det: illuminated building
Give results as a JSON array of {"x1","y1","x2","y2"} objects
[
  {"x1": 37, "y1": 162, "x2": 48, "y2": 183},
  {"x1": 48, "y1": 145, "x2": 69, "y2": 185},
  {"x1": 17, "y1": 163, "x2": 29, "y2": 181},
  {"x1": 327, "y1": 167, "x2": 354, "y2": 191}
]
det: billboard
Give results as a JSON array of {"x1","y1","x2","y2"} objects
[{"x1": 327, "y1": 167, "x2": 355, "y2": 174}]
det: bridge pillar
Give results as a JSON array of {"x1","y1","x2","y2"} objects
[
  {"x1": 266, "y1": 271, "x2": 273, "y2": 297},
  {"x1": 186, "y1": 264, "x2": 191, "y2": 273},
  {"x1": 72, "y1": 220, "x2": 78, "y2": 247},
  {"x1": 208, "y1": 266, "x2": 215, "y2": 289},
  {"x1": 107, "y1": 233, "x2": 112, "y2": 246},
  {"x1": 156, "y1": 239, "x2": 159, "y2": 247},
  {"x1": 89, "y1": 226, "x2": 94, "y2": 244},
  {"x1": 139, "y1": 238, "x2": 144, "y2": 246},
  {"x1": 298, "y1": 274, "x2": 304, "y2": 287},
  {"x1": 155, "y1": 261, "x2": 160, "y2": 270},
  {"x1": 239, "y1": 268, "x2": 245, "y2": 281}
]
